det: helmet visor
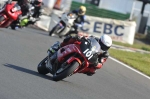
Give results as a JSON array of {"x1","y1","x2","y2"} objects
[
  {"x1": 99, "y1": 40, "x2": 110, "y2": 51},
  {"x1": 79, "y1": 9, "x2": 85, "y2": 15}
]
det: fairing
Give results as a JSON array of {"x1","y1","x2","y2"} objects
[{"x1": 56, "y1": 37, "x2": 101, "y2": 73}]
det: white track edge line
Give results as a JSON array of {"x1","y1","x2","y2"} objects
[{"x1": 109, "y1": 56, "x2": 150, "y2": 80}]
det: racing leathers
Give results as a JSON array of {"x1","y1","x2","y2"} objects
[
  {"x1": 12, "y1": 0, "x2": 34, "y2": 22},
  {"x1": 65, "y1": 10, "x2": 85, "y2": 36},
  {"x1": 49, "y1": 9, "x2": 85, "y2": 36},
  {"x1": 31, "y1": 0, "x2": 43, "y2": 18}
]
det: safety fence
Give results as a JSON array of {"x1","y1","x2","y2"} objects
[{"x1": 70, "y1": 1, "x2": 130, "y2": 20}]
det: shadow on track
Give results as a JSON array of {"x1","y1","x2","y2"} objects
[
  {"x1": 3, "y1": 63, "x2": 53, "y2": 81},
  {"x1": 3, "y1": 63, "x2": 73, "y2": 83}
]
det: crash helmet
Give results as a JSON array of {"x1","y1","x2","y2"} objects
[
  {"x1": 99, "y1": 34, "x2": 112, "y2": 51},
  {"x1": 34, "y1": 0, "x2": 43, "y2": 6},
  {"x1": 78, "y1": 6, "x2": 86, "y2": 15}
]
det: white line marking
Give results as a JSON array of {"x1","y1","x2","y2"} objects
[{"x1": 109, "y1": 56, "x2": 150, "y2": 80}]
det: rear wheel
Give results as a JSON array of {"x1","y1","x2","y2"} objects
[
  {"x1": 53, "y1": 61, "x2": 79, "y2": 81},
  {"x1": 10, "y1": 24, "x2": 16, "y2": 30},
  {"x1": 10, "y1": 21, "x2": 19, "y2": 30},
  {"x1": 37, "y1": 56, "x2": 49, "y2": 75}
]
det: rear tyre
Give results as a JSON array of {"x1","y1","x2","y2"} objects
[
  {"x1": 10, "y1": 24, "x2": 16, "y2": 30},
  {"x1": 53, "y1": 61, "x2": 79, "y2": 81},
  {"x1": 37, "y1": 56, "x2": 49, "y2": 75}
]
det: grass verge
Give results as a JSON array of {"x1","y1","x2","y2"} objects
[
  {"x1": 113, "y1": 41, "x2": 150, "y2": 52},
  {"x1": 109, "y1": 48, "x2": 150, "y2": 77},
  {"x1": 112, "y1": 33, "x2": 150, "y2": 51}
]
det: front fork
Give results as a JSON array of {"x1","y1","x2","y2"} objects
[
  {"x1": 46, "y1": 41, "x2": 60, "y2": 74},
  {"x1": 56, "y1": 21, "x2": 66, "y2": 34}
]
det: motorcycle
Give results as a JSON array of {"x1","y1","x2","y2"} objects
[
  {"x1": 10, "y1": 6, "x2": 40, "y2": 29},
  {"x1": 37, "y1": 36, "x2": 101, "y2": 81},
  {"x1": 49, "y1": 12, "x2": 77, "y2": 37},
  {"x1": 0, "y1": 0, "x2": 22, "y2": 28}
]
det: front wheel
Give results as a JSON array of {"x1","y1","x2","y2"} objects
[
  {"x1": 49, "y1": 24, "x2": 61, "y2": 36},
  {"x1": 53, "y1": 61, "x2": 79, "y2": 81},
  {"x1": 37, "y1": 56, "x2": 49, "y2": 75},
  {"x1": 0, "y1": 15, "x2": 5, "y2": 24}
]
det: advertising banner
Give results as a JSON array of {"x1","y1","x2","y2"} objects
[{"x1": 80, "y1": 16, "x2": 136, "y2": 45}]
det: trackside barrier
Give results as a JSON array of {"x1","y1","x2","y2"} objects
[
  {"x1": 35, "y1": 15, "x2": 51, "y2": 31},
  {"x1": 48, "y1": 10, "x2": 63, "y2": 31},
  {"x1": 35, "y1": 10, "x2": 63, "y2": 31},
  {"x1": 79, "y1": 16, "x2": 136, "y2": 45}
]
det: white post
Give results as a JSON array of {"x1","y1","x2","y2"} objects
[
  {"x1": 98, "y1": 0, "x2": 103, "y2": 8},
  {"x1": 82, "y1": 0, "x2": 86, "y2": 4},
  {"x1": 129, "y1": 0, "x2": 136, "y2": 20}
]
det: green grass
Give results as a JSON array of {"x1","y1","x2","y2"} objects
[
  {"x1": 109, "y1": 49, "x2": 150, "y2": 76},
  {"x1": 113, "y1": 41, "x2": 150, "y2": 51},
  {"x1": 112, "y1": 33, "x2": 150, "y2": 51}
]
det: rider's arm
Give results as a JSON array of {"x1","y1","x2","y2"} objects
[
  {"x1": 75, "y1": 15, "x2": 85, "y2": 27},
  {"x1": 91, "y1": 51, "x2": 109, "y2": 70},
  {"x1": 98, "y1": 52, "x2": 109, "y2": 65},
  {"x1": 72, "y1": 9, "x2": 78, "y2": 13}
]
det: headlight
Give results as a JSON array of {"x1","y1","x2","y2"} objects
[
  {"x1": 68, "y1": 14, "x2": 76, "y2": 19},
  {"x1": 11, "y1": 7, "x2": 18, "y2": 12},
  {"x1": 11, "y1": 4, "x2": 21, "y2": 12}
]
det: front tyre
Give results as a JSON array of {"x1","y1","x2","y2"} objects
[
  {"x1": 37, "y1": 56, "x2": 49, "y2": 75},
  {"x1": 53, "y1": 61, "x2": 79, "y2": 81},
  {"x1": 49, "y1": 24, "x2": 60, "y2": 36},
  {"x1": 0, "y1": 15, "x2": 5, "y2": 24}
]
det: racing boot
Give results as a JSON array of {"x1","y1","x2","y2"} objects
[{"x1": 47, "y1": 41, "x2": 60, "y2": 55}]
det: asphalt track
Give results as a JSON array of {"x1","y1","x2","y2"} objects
[{"x1": 0, "y1": 27, "x2": 150, "y2": 99}]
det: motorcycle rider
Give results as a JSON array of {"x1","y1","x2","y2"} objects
[
  {"x1": 48, "y1": 32, "x2": 112, "y2": 76},
  {"x1": 31, "y1": 0, "x2": 43, "y2": 18},
  {"x1": 49, "y1": 6, "x2": 86, "y2": 36},
  {"x1": 12, "y1": 0, "x2": 37, "y2": 26},
  {"x1": 12, "y1": 0, "x2": 32, "y2": 16}
]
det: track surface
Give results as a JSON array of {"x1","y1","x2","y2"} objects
[{"x1": 0, "y1": 28, "x2": 150, "y2": 99}]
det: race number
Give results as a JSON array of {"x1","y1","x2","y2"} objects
[{"x1": 83, "y1": 49, "x2": 93, "y2": 60}]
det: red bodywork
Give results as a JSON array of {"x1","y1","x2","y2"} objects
[
  {"x1": 0, "y1": 2, "x2": 22, "y2": 28},
  {"x1": 57, "y1": 44, "x2": 91, "y2": 74}
]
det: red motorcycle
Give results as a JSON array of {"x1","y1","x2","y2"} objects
[
  {"x1": 37, "y1": 36, "x2": 101, "y2": 81},
  {"x1": 0, "y1": 0, "x2": 22, "y2": 28}
]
